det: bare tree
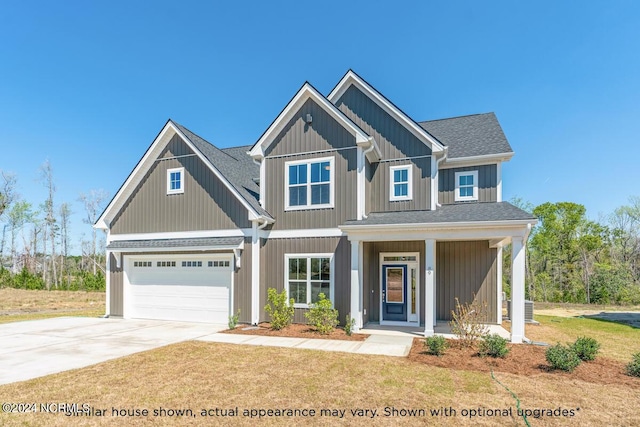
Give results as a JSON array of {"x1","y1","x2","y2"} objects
[
  {"x1": 78, "y1": 189, "x2": 108, "y2": 274},
  {"x1": 58, "y1": 203, "x2": 72, "y2": 287},
  {"x1": 0, "y1": 172, "x2": 17, "y2": 259},
  {"x1": 40, "y1": 160, "x2": 57, "y2": 289},
  {"x1": 7, "y1": 200, "x2": 32, "y2": 272}
]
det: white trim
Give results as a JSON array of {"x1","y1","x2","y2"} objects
[
  {"x1": 108, "y1": 229, "x2": 251, "y2": 243},
  {"x1": 327, "y1": 71, "x2": 444, "y2": 153},
  {"x1": 379, "y1": 154, "x2": 432, "y2": 163},
  {"x1": 389, "y1": 164, "x2": 413, "y2": 201},
  {"x1": 264, "y1": 145, "x2": 356, "y2": 160},
  {"x1": 284, "y1": 156, "x2": 335, "y2": 211},
  {"x1": 454, "y1": 170, "x2": 478, "y2": 202},
  {"x1": 340, "y1": 220, "x2": 537, "y2": 234},
  {"x1": 284, "y1": 253, "x2": 335, "y2": 309},
  {"x1": 424, "y1": 239, "x2": 436, "y2": 336},
  {"x1": 430, "y1": 155, "x2": 437, "y2": 210},
  {"x1": 496, "y1": 245, "x2": 503, "y2": 324},
  {"x1": 510, "y1": 236, "x2": 526, "y2": 343},
  {"x1": 249, "y1": 83, "x2": 370, "y2": 159},
  {"x1": 251, "y1": 221, "x2": 260, "y2": 325},
  {"x1": 108, "y1": 244, "x2": 243, "y2": 253},
  {"x1": 166, "y1": 167, "x2": 185, "y2": 195},
  {"x1": 379, "y1": 252, "x2": 420, "y2": 326},
  {"x1": 259, "y1": 228, "x2": 344, "y2": 239},
  {"x1": 496, "y1": 162, "x2": 503, "y2": 202},
  {"x1": 439, "y1": 153, "x2": 513, "y2": 169},
  {"x1": 350, "y1": 240, "x2": 362, "y2": 331},
  {"x1": 105, "y1": 249, "x2": 111, "y2": 317},
  {"x1": 357, "y1": 146, "x2": 364, "y2": 220}
]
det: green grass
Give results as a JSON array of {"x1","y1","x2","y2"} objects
[
  {"x1": 0, "y1": 309, "x2": 104, "y2": 324},
  {"x1": 530, "y1": 314, "x2": 640, "y2": 361}
]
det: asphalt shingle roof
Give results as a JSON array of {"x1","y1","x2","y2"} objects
[
  {"x1": 342, "y1": 202, "x2": 536, "y2": 226},
  {"x1": 173, "y1": 123, "x2": 271, "y2": 220},
  {"x1": 418, "y1": 113, "x2": 512, "y2": 159},
  {"x1": 107, "y1": 237, "x2": 244, "y2": 250}
]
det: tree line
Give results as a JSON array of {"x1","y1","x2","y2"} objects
[
  {"x1": 504, "y1": 197, "x2": 640, "y2": 305},
  {"x1": 0, "y1": 162, "x2": 108, "y2": 291}
]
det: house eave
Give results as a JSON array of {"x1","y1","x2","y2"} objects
[
  {"x1": 440, "y1": 152, "x2": 514, "y2": 169},
  {"x1": 340, "y1": 219, "x2": 537, "y2": 233}
]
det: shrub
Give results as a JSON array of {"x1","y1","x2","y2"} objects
[
  {"x1": 264, "y1": 288, "x2": 294, "y2": 330},
  {"x1": 344, "y1": 314, "x2": 355, "y2": 336},
  {"x1": 449, "y1": 297, "x2": 489, "y2": 347},
  {"x1": 479, "y1": 334, "x2": 510, "y2": 358},
  {"x1": 305, "y1": 293, "x2": 339, "y2": 334},
  {"x1": 571, "y1": 336, "x2": 600, "y2": 361},
  {"x1": 424, "y1": 335, "x2": 448, "y2": 356},
  {"x1": 228, "y1": 309, "x2": 240, "y2": 330},
  {"x1": 545, "y1": 343, "x2": 581, "y2": 372},
  {"x1": 626, "y1": 353, "x2": 640, "y2": 378}
]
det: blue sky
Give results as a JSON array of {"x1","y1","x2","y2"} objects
[{"x1": 1, "y1": 1, "x2": 639, "y2": 254}]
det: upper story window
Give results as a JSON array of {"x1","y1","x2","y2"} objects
[
  {"x1": 389, "y1": 165, "x2": 412, "y2": 201},
  {"x1": 454, "y1": 170, "x2": 478, "y2": 202},
  {"x1": 166, "y1": 167, "x2": 185, "y2": 195},
  {"x1": 284, "y1": 157, "x2": 334, "y2": 210}
]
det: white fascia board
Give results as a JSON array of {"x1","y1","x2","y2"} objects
[
  {"x1": 109, "y1": 244, "x2": 243, "y2": 253},
  {"x1": 340, "y1": 219, "x2": 537, "y2": 233},
  {"x1": 440, "y1": 153, "x2": 514, "y2": 169},
  {"x1": 328, "y1": 71, "x2": 444, "y2": 153},
  {"x1": 259, "y1": 228, "x2": 344, "y2": 239},
  {"x1": 342, "y1": 225, "x2": 534, "y2": 243},
  {"x1": 249, "y1": 83, "x2": 370, "y2": 159},
  {"x1": 108, "y1": 229, "x2": 251, "y2": 242}
]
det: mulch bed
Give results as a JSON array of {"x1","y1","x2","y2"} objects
[
  {"x1": 222, "y1": 322, "x2": 367, "y2": 341},
  {"x1": 408, "y1": 338, "x2": 640, "y2": 388}
]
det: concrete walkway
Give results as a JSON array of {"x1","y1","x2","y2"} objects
[{"x1": 197, "y1": 332, "x2": 415, "y2": 357}]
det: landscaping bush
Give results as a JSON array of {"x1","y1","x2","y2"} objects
[
  {"x1": 424, "y1": 335, "x2": 448, "y2": 356},
  {"x1": 449, "y1": 296, "x2": 489, "y2": 347},
  {"x1": 478, "y1": 334, "x2": 510, "y2": 358},
  {"x1": 571, "y1": 336, "x2": 600, "y2": 361},
  {"x1": 344, "y1": 314, "x2": 355, "y2": 336},
  {"x1": 545, "y1": 343, "x2": 581, "y2": 372},
  {"x1": 305, "y1": 293, "x2": 339, "y2": 334},
  {"x1": 264, "y1": 288, "x2": 294, "y2": 330},
  {"x1": 626, "y1": 352, "x2": 640, "y2": 378},
  {"x1": 228, "y1": 309, "x2": 240, "y2": 330}
]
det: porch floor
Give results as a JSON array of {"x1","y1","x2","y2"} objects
[{"x1": 359, "y1": 322, "x2": 510, "y2": 340}]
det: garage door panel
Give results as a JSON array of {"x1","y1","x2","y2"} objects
[{"x1": 125, "y1": 256, "x2": 232, "y2": 324}]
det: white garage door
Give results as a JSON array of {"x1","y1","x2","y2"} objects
[{"x1": 124, "y1": 255, "x2": 232, "y2": 324}]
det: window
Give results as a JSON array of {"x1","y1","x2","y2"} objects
[
  {"x1": 285, "y1": 254, "x2": 332, "y2": 307},
  {"x1": 166, "y1": 167, "x2": 185, "y2": 195},
  {"x1": 208, "y1": 260, "x2": 230, "y2": 267},
  {"x1": 389, "y1": 165, "x2": 412, "y2": 201},
  {"x1": 284, "y1": 157, "x2": 334, "y2": 210},
  {"x1": 454, "y1": 170, "x2": 478, "y2": 201},
  {"x1": 156, "y1": 261, "x2": 176, "y2": 267},
  {"x1": 134, "y1": 261, "x2": 152, "y2": 267},
  {"x1": 181, "y1": 261, "x2": 203, "y2": 267}
]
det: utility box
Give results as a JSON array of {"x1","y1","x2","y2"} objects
[{"x1": 506, "y1": 300, "x2": 535, "y2": 323}]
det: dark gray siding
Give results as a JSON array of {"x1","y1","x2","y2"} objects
[
  {"x1": 362, "y1": 241, "x2": 426, "y2": 324},
  {"x1": 436, "y1": 241, "x2": 498, "y2": 323},
  {"x1": 335, "y1": 85, "x2": 432, "y2": 159},
  {"x1": 109, "y1": 252, "x2": 123, "y2": 317},
  {"x1": 369, "y1": 158, "x2": 431, "y2": 212},
  {"x1": 107, "y1": 248, "x2": 252, "y2": 321},
  {"x1": 438, "y1": 164, "x2": 497, "y2": 205},
  {"x1": 265, "y1": 150, "x2": 358, "y2": 230},
  {"x1": 259, "y1": 237, "x2": 350, "y2": 324},
  {"x1": 110, "y1": 134, "x2": 251, "y2": 234}
]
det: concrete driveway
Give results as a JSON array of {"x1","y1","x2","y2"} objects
[{"x1": 0, "y1": 317, "x2": 224, "y2": 385}]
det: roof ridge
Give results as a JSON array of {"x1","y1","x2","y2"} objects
[
  {"x1": 419, "y1": 112, "x2": 494, "y2": 124},
  {"x1": 173, "y1": 121, "x2": 240, "y2": 162}
]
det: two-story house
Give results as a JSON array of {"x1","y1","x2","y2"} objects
[{"x1": 95, "y1": 70, "x2": 536, "y2": 343}]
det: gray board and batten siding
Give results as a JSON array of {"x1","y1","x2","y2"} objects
[
  {"x1": 334, "y1": 84, "x2": 433, "y2": 212},
  {"x1": 438, "y1": 164, "x2": 497, "y2": 205},
  {"x1": 107, "y1": 238, "x2": 253, "y2": 323},
  {"x1": 110, "y1": 134, "x2": 251, "y2": 234},
  {"x1": 263, "y1": 98, "x2": 358, "y2": 230},
  {"x1": 259, "y1": 237, "x2": 351, "y2": 324}
]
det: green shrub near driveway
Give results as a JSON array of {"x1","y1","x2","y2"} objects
[
  {"x1": 264, "y1": 288, "x2": 294, "y2": 330},
  {"x1": 424, "y1": 335, "x2": 448, "y2": 356},
  {"x1": 546, "y1": 343, "x2": 581, "y2": 372},
  {"x1": 627, "y1": 353, "x2": 640, "y2": 377},
  {"x1": 478, "y1": 334, "x2": 510, "y2": 358},
  {"x1": 571, "y1": 336, "x2": 600, "y2": 361}
]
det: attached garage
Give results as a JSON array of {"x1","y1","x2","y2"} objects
[{"x1": 123, "y1": 254, "x2": 233, "y2": 324}]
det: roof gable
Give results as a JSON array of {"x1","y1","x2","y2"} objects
[
  {"x1": 328, "y1": 70, "x2": 444, "y2": 154},
  {"x1": 248, "y1": 82, "x2": 375, "y2": 159},
  {"x1": 96, "y1": 121, "x2": 271, "y2": 230}
]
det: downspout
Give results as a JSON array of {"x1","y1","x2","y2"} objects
[
  {"x1": 361, "y1": 140, "x2": 377, "y2": 219},
  {"x1": 435, "y1": 147, "x2": 448, "y2": 208}
]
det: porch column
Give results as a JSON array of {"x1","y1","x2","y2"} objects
[
  {"x1": 424, "y1": 239, "x2": 436, "y2": 337},
  {"x1": 251, "y1": 221, "x2": 260, "y2": 325},
  {"x1": 350, "y1": 238, "x2": 363, "y2": 331},
  {"x1": 496, "y1": 245, "x2": 503, "y2": 324},
  {"x1": 105, "y1": 250, "x2": 111, "y2": 317},
  {"x1": 510, "y1": 236, "x2": 526, "y2": 343}
]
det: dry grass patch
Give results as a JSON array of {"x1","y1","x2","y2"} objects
[
  {"x1": 0, "y1": 288, "x2": 104, "y2": 315},
  {"x1": 1, "y1": 342, "x2": 639, "y2": 426}
]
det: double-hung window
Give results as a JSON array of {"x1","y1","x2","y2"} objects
[
  {"x1": 389, "y1": 165, "x2": 412, "y2": 201},
  {"x1": 285, "y1": 157, "x2": 334, "y2": 210},
  {"x1": 454, "y1": 170, "x2": 478, "y2": 201},
  {"x1": 166, "y1": 167, "x2": 185, "y2": 195},
  {"x1": 286, "y1": 254, "x2": 333, "y2": 307}
]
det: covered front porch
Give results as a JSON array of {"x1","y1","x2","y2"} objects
[
  {"x1": 360, "y1": 322, "x2": 511, "y2": 340},
  {"x1": 339, "y1": 205, "x2": 536, "y2": 343}
]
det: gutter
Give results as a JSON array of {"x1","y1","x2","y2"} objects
[{"x1": 435, "y1": 147, "x2": 448, "y2": 208}]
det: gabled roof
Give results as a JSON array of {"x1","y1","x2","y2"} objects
[
  {"x1": 95, "y1": 120, "x2": 272, "y2": 230},
  {"x1": 418, "y1": 113, "x2": 513, "y2": 159},
  {"x1": 248, "y1": 82, "x2": 379, "y2": 160},
  {"x1": 328, "y1": 69, "x2": 445, "y2": 154}
]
